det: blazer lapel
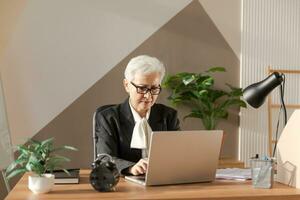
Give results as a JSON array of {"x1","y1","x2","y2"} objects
[
  {"x1": 119, "y1": 98, "x2": 142, "y2": 159},
  {"x1": 119, "y1": 98, "x2": 135, "y2": 144},
  {"x1": 148, "y1": 104, "x2": 166, "y2": 131}
]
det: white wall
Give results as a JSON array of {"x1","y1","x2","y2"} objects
[
  {"x1": 240, "y1": 0, "x2": 300, "y2": 166},
  {"x1": 0, "y1": 0, "x2": 192, "y2": 145}
]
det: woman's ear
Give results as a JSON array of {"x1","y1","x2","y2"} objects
[{"x1": 123, "y1": 79, "x2": 130, "y2": 93}]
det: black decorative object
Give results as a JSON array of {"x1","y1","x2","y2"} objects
[
  {"x1": 90, "y1": 154, "x2": 120, "y2": 192},
  {"x1": 243, "y1": 72, "x2": 283, "y2": 108},
  {"x1": 243, "y1": 72, "x2": 287, "y2": 156}
]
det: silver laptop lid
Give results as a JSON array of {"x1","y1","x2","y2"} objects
[{"x1": 145, "y1": 130, "x2": 223, "y2": 186}]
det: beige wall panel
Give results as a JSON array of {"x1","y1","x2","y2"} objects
[
  {"x1": 33, "y1": 0, "x2": 240, "y2": 169},
  {"x1": 0, "y1": 0, "x2": 191, "y2": 146},
  {"x1": 0, "y1": 1, "x2": 28, "y2": 199},
  {"x1": 199, "y1": 0, "x2": 241, "y2": 59}
]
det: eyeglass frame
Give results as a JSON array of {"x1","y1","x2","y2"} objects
[{"x1": 130, "y1": 81, "x2": 162, "y2": 95}]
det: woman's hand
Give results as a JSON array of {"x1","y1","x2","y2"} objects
[{"x1": 129, "y1": 158, "x2": 148, "y2": 175}]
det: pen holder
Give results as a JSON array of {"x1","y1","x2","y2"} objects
[{"x1": 250, "y1": 158, "x2": 274, "y2": 189}]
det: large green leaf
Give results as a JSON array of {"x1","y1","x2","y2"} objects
[
  {"x1": 220, "y1": 99, "x2": 247, "y2": 110},
  {"x1": 61, "y1": 145, "x2": 78, "y2": 151},
  {"x1": 41, "y1": 138, "x2": 54, "y2": 146},
  {"x1": 25, "y1": 154, "x2": 44, "y2": 175},
  {"x1": 12, "y1": 154, "x2": 30, "y2": 170},
  {"x1": 232, "y1": 99, "x2": 247, "y2": 107},
  {"x1": 46, "y1": 155, "x2": 71, "y2": 168},
  {"x1": 201, "y1": 115, "x2": 217, "y2": 130},
  {"x1": 184, "y1": 110, "x2": 204, "y2": 120},
  {"x1": 161, "y1": 75, "x2": 171, "y2": 88},
  {"x1": 198, "y1": 90, "x2": 208, "y2": 96},
  {"x1": 207, "y1": 89, "x2": 227, "y2": 102},
  {"x1": 5, "y1": 161, "x2": 18, "y2": 174},
  {"x1": 17, "y1": 145, "x2": 30, "y2": 156},
  {"x1": 182, "y1": 74, "x2": 196, "y2": 85},
  {"x1": 199, "y1": 96, "x2": 214, "y2": 111},
  {"x1": 58, "y1": 168, "x2": 71, "y2": 176},
  {"x1": 226, "y1": 83, "x2": 244, "y2": 96},
  {"x1": 45, "y1": 155, "x2": 71, "y2": 172},
  {"x1": 52, "y1": 145, "x2": 78, "y2": 152},
  {"x1": 205, "y1": 67, "x2": 226, "y2": 73},
  {"x1": 202, "y1": 77, "x2": 214, "y2": 87},
  {"x1": 6, "y1": 168, "x2": 27, "y2": 180},
  {"x1": 190, "y1": 89, "x2": 209, "y2": 99},
  {"x1": 214, "y1": 109, "x2": 229, "y2": 119}
]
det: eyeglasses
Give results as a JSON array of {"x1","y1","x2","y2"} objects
[{"x1": 130, "y1": 82, "x2": 161, "y2": 95}]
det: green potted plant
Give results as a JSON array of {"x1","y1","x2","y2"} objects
[
  {"x1": 5, "y1": 137, "x2": 78, "y2": 194},
  {"x1": 162, "y1": 67, "x2": 246, "y2": 130}
]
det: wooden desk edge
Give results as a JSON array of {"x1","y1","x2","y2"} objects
[{"x1": 6, "y1": 169, "x2": 300, "y2": 200}]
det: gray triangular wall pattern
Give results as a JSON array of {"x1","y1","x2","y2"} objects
[{"x1": 33, "y1": 0, "x2": 239, "y2": 168}]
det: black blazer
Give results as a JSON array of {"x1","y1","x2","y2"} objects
[{"x1": 95, "y1": 98, "x2": 180, "y2": 174}]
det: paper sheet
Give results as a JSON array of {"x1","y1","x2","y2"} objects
[{"x1": 216, "y1": 168, "x2": 252, "y2": 180}]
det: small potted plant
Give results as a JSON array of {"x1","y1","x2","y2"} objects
[
  {"x1": 5, "y1": 137, "x2": 78, "y2": 194},
  {"x1": 163, "y1": 67, "x2": 246, "y2": 130}
]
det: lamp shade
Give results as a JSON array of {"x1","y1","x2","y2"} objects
[{"x1": 243, "y1": 72, "x2": 283, "y2": 108}]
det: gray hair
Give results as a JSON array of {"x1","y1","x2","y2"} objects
[{"x1": 124, "y1": 55, "x2": 166, "y2": 83}]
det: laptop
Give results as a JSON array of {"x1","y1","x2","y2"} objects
[{"x1": 125, "y1": 130, "x2": 223, "y2": 186}]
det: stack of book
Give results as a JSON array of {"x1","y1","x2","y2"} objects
[{"x1": 52, "y1": 169, "x2": 80, "y2": 184}]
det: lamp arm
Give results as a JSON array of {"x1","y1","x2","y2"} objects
[
  {"x1": 272, "y1": 73, "x2": 286, "y2": 157},
  {"x1": 280, "y1": 74, "x2": 287, "y2": 125}
]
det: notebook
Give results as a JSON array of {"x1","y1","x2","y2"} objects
[
  {"x1": 125, "y1": 130, "x2": 223, "y2": 186},
  {"x1": 52, "y1": 168, "x2": 80, "y2": 184}
]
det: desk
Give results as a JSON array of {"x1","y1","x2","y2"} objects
[{"x1": 5, "y1": 169, "x2": 300, "y2": 200}]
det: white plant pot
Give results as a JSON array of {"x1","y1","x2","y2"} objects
[{"x1": 28, "y1": 173, "x2": 55, "y2": 194}]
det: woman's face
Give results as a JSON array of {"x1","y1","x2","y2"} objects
[{"x1": 124, "y1": 72, "x2": 161, "y2": 117}]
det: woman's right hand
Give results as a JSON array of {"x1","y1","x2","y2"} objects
[{"x1": 129, "y1": 158, "x2": 148, "y2": 175}]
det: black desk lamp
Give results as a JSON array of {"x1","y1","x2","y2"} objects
[{"x1": 243, "y1": 72, "x2": 287, "y2": 156}]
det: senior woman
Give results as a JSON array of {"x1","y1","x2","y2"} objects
[{"x1": 95, "y1": 55, "x2": 180, "y2": 176}]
